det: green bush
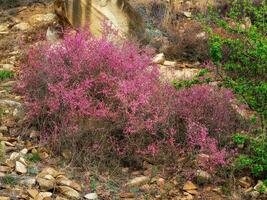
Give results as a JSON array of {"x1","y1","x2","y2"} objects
[
  {"x1": 0, "y1": 70, "x2": 14, "y2": 81},
  {"x1": 232, "y1": 134, "x2": 249, "y2": 145},
  {"x1": 201, "y1": 0, "x2": 267, "y2": 180},
  {"x1": 206, "y1": 0, "x2": 267, "y2": 132},
  {"x1": 234, "y1": 135, "x2": 267, "y2": 179},
  {"x1": 25, "y1": 152, "x2": 41, "y2": 163},
  {"x1": 1, "y1": 175, "x2": 18, "y2": 186}
]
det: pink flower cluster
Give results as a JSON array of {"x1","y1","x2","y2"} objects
[
  {"x1": 18, "y1": 30, "x2": 241, "y2": 172},
  {"x1": 176, "y1": 84, "x2": 239, "y2": 138},
  {"x1": 187, "y1": 121, "x2": 227, "y2": 172}
]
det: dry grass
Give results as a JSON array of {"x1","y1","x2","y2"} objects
[{"x1": 130, "y1": 0, "x2": 213, "y2": 60}]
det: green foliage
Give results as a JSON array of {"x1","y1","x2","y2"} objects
[
  {"x1": 258, "y1": 184, "x2": 267, "y2": 193},
  {"x1": 0, "y1": 70, "x2": 14, "y2": 81},
  {"x1": 226, "y1": 0, "x2": 267, "y2": 32},
  {"x1": 90, "y1": 176, "x2": 97, "y2": 192},
  {"x1": 172, "y1": 69, "x2": 211, "y2": 89},
  {"x1": 2, "y1": 175, "x2": 18, "y2": 186},
  {"x1": 206, "y1": 0, "x2": 267, "y2": 132},
  {"x1": 25, "y1": 152, "x2": 41, "y2": 163},
  {"x1": 232, "y1": 134, "x2": 248, "y2": 145},
  {"x1": 259, "y1": 180, "x2": 267, "y2": 194},
  {"x1": 234, "y1": 135, "x2": 267, "y2": 178}
]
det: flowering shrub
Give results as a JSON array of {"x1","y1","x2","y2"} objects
[
  {"x1": 18, "y1": 30, "x2": 178, "y2": 163},
  {"x1": 187, "y1": 121, "x2": 227, "y2": 172},
  {"x1": 176, "y1": 84, "x2": 241, "y2": 140},
  {"x1": 175, "y1": 85, "x2": 241, "y2": 172},
  {"x1": 18, "y1": 30, "x2": 242, "y2": 171}
]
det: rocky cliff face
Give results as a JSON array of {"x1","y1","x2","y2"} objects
[{"x1": 54, "y1": 0, "x2": 144, "y2": 38}]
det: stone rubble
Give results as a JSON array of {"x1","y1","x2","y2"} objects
[
  {"x1": 0, "y1": 130, "x2": 83, "y2": 199},
  {"x1": 183, "y1": 181, "x2": 198, "y2": 193},
  {"x1": 126, "y1": 176, "x2": 150, "y2": 188},
  {"x1": 152, "y1": 53, "x2": 165, "y2": 65},
  {"x1": 84, "y1": 192, "x2": 98, "y2": 200}
]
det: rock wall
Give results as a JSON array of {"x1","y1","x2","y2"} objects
[{"x1": 54, "y1": 0, "x2": 144, "y2": 38}]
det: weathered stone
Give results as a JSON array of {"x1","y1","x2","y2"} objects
[
  {"x1": 0, "y1": 24, "x2": 9, "y2": 32},
  {"x1": 38, "y1": 167, "x2": 62, "y2": 178},
  {"x1": 119, "y1": 192, "x2": 134, "y2": 198},
  {"x1": 19, "y1": 157, "x2": 27, "y2": 166},
  {"x1": 37, "y1": 192, "x2": 53, "y2": 199},
  {"x1": 5, "y1": 159, "x2": 15, "y2": 168},
  {"x1": 84, "y1": 192, "x2": 98, "y2": 200},
  {"x1": 57, "y1": 186, "x2": 80, "y2": 199},
  {"x1": 20, "y1": 177, "x2": 36, "y2": 187},
  {"x1": 43, "y1": 174, "x2": 56, "y2": 180},
  {"x1": 121, "y1": 167, "x2": 129, "y2": 173},
  {"x1": 20, "y1": 148, "x2": 28, "y2": 155},
  {"x1": 0, "y1": 81, "x2": 16, "y2": 88},
  {"x1": 0, "y1": 197, "x2": 10, "y2": 200},
  {"x1": 159, "y1": 66, "x2": 200, "y2": 81},
  {"x1": 196, "y1": 32, "x2": 207, "y2": 39},
  {"x1": 1, "y1": 64, "x2": 14, "y2": 71},
  {"x1": 46, "y1": 26, "x2": 60, "y2": 42},
  {"x1": 15, "y1": 161, "x2": 27, "y2": 174},
  {"x1": 126, "y1": 176, "x2": 150, "y2": 188},
  {"x1": 27, "y1": 189, "x2": 39, "y2": 198},
  {"x1": 196, "y1": 170, "x2": 211, "y2": 183},
  {"x1": 4, "y1": 141, "x2": 15, "y2": 147},
  {"x1": 13, "y1": 22, "x2": 31, "y2": 31},
  {"x1": 0, "y1": 166, "x2": 11, "y2": 173},
  {"x1": 10, "y1": 152, "x2": 20, "y2": 160},
  {"x1": 152, "y1": 53, "x2": 165, "y2": 65},
  {"x1": 0, "y1": 100, "x2": 24, "y2": 120},
  {"x1": 54, "y1": 0, "x2": 144, "y2": 38},
  {"x1": 183, "y1": 11, "x2": 192, "y2": 18},
  {"x1": 31, "y1": 148, "x2": 38, "y2": 154},
  {"x1": 0, "y1": 31, "x2": 8, "y2": 35},
  {"x1": 163, "y1": 60, "x2": 177, "y2": 67},
  {"x1": 0, "y1": 172, "x2": 6, "y2": 177},
  {"x1": 56, "y1": 175, "x2": 82, "y2": 192},
  {"x1": 183, "y1": 181, "x2": 197, "y2": 191},
  {"x1": 239, "y1": 177, "x2": 253, "y2": 188},
  {"x1": 29, "y1": 13, "x2": 57, "y2": 26},
  {"x1": 37, "y1": 177, "x2": 55, "y2": 191}
]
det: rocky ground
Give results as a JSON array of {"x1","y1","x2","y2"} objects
[{"x1": 0, "y1": 2, "x2": 266, "y2": 200}]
